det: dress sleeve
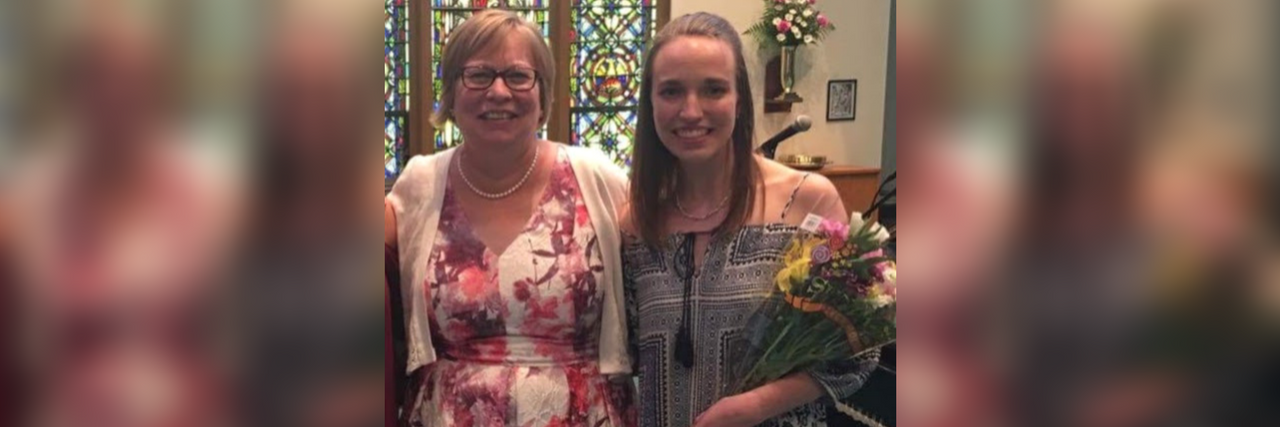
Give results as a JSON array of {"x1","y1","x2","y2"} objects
[{"x1": 806, "y1": 348, "x2": 882, "y2": 403}]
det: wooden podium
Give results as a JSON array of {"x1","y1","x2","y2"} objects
[{"x1": 814, "y1": 165, "x2": 882, "y2": 218}]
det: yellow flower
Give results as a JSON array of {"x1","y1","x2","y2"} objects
[
  {"x1": 774, "y1": 258, "x2": 809, "y2": 294},
  {"x1": 776, "y1": 234, "x2": 827, "y2": 293},
  {"x1": 775, "y1": 264, "x2": 794, "y2": 293},
  {"x1": 781, "y1": 240, "x2": 805, "y2": 265},
  {"x1": 789, "y1": 260, "x2": 809, "y2": 282}
]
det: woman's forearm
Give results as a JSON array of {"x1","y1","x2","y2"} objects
[{"x1": 741, "y1": 372, "x2": 824, "y2": 422}]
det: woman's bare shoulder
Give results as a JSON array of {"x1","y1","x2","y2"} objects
[
  {"x1": 757, "y1": 156, "x2": 846, "y2": 223},
  {"x1": 758, "y1": 156, "x2": 818, "y2": 198},
  {"x1": 792, "y1": 173, "x2": 845, "y2": 221}
]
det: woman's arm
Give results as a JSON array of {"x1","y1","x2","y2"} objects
[
  {"x1": 385, "y1": 282, "x2": 396, "y2": 427},
  {"x1": 692, "y1": 372, "x2": 824, "y2": 427},
  {"x1": 384, "y1": 199, "x2": 403, "y2": 426},
  {"x1": 385, "y1": 200, "x2": 397, "y2": 247},
  {"x1": 695, "y1": 344, "x2": 882, "y2": 427}
]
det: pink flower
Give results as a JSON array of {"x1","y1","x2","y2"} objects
[
  {"x1": 883, "y1": 280, "x2": 898, "y2": 299},
  {"x1": 872, "y1": 261, "x2": 892, "y2": 282},
  {"x1": 859, "y1": 249, "x2": 886, "y2": 261},
  {"x1": 809, "y1": 0, "x2": 816, "y2": 3},
  {"x1": 458, "y1": 266, "x2": 490, "y2": 300},
  {"x1": 575, "y1": 204, "x2": 590, "y2": 227},
  {"x1": 874, "y1": 262, "x2": 898, "y2": 298},
  {"x1": 816, "y1": 14, "x2": 829, "y2": 27},
  {"x1": 776, "y1": 20, "x2": 791, "y2": 33},
  {"x1": 776, "y1": 0, "x2": 785, "y2": 3},
  {"x1": 818, "y1": 219, "x2": 850, "y2": 251}
]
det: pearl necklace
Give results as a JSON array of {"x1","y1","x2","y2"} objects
[
  {"x1": 674, "y1": 193, "x2": 730, "y2": 221},
  {"x1": 457, "y1": 145, "x2": 540, "y2": 200}
]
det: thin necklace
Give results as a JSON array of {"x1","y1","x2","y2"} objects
[
  {"x1": 674, "y1": 193, "x2": 731, "y2": 221},
  {"x1": 457, "y1": 145, "x2": 540, "y2": 200}
]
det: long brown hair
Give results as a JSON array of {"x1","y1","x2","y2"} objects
[{"x1": 630, "y1": 12, "x2": 760, "y2": 247}]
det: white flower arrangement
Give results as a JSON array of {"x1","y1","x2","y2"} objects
[{"x1": 746, "y1": 0, "x2": 835, "y2": 49}]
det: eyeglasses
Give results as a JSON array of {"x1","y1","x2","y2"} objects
[{"x1": 461, "y1": 66, "x2": 539, "y2": 92}]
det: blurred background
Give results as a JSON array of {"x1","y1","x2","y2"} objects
[
  {"x1": 1, "y1": 0, "x2": 1277, "y2": 426},
  {"x1": 1, "y1": 0, "x2": 382, "y2": 426},
  {"x1": 899, "y1": 0, "x2": 1278, "y2": 426}
]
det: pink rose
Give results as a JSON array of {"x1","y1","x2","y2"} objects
[
  {"x1": 776, "y1": 20, "x2": 791, "y2": 33},
  {"x1": 817, "y1": 14, "x2": 829, "y2": 27},
  {"x1": 818, "y1": 219, "x2": 850, "y2": 237},
  {"x1": 809, "y1": 0, "x2": 817, "y2": 4},
  {"x1": 818, "y1": 219, "x2": 850, "y2": 251}
]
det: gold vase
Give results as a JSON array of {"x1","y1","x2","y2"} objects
[{"x1": 775, "y1": 45, "x2": 804, "y2": 103}]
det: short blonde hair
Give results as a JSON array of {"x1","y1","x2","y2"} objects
[{"x1": 430, "y1": 10, "x2": 555, "y2": 128}]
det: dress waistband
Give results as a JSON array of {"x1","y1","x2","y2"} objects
[{"x1": 437, "y1": 338, "x2": 598, "y2": 367}]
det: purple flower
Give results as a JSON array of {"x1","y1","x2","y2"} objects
[
  {"x1": 845, "y1": 278, "x2": 872, "y2": 298},
  {"x1": 811, "y1": 245, "x2": 833, "y2": 264}
]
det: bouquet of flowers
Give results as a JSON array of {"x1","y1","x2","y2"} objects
[
  {"x1": 745, "y1": 0, "x2": 836, "y2": 49},
  {"x1": 735, "y1": 215, "x2": 896, "y2": 424}
]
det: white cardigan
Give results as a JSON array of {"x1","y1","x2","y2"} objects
[{"x1": 386, "y1": 145, "x2": 632, "y2": 376}]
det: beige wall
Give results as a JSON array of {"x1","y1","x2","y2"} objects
[{"x1": 671, "y1": 0, "x2": 892, "y2": 167}]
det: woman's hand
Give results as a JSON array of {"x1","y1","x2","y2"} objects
[
  {"x1": 693, "y1": 372, "x2": 824, "y2": 427},
  {"x1": 691, "y1": 393, "x2": 765, "y2": 427}
]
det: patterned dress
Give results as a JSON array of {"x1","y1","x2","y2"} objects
[
  {"x1": 413, "y1": 149, "x2": 635, "y2": 427},
  {"x1": 624, "y1": 193, "x2": 880, "y2": 427}
]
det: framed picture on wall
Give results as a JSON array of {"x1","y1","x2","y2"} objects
[{"x1": 826, "y1": 79, "x2": 858, "y2": 122}]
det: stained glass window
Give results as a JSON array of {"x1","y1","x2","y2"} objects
[
  {"x1": 385, "y1": 0, "x2": 663, "y2": 178},
  {"x1": 571, "y1": 0, "x2": 657, "y2": 168},
  {"x1": 385, "y1": 0, "x2": 409, "y2": 180},
  {"x1": 431, "y1": 0, "x2": 549, "y2": 151}
]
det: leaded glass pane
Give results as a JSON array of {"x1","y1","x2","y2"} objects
[
  {"x1": 570, "y1": 0, "x2": 658, "y2": 169},
  {"x1": 385, "y1": 0, "x2": 410, "y2": 179}
]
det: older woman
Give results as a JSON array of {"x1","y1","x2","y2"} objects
[
  {"x1": 622, "y1": 13, "x2": 880, "y2": 427},
  {"x1": 385, "y1": 10, "x2": 634, "y2": 427}
]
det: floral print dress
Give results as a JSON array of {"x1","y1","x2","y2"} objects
[{"x1": 411, "y1": 148, "x2": 635, "y2": 427}]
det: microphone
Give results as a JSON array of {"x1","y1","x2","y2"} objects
[{"x1": 758, "y1": 115, "x2": 812, "y2": 160}]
